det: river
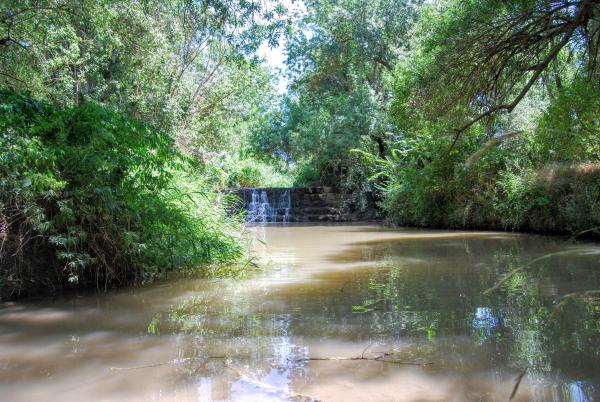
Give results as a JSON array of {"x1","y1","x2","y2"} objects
[{"x1": 1, "y1": 224, "x2": 599, "y2": 401}]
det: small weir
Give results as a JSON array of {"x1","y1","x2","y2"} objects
[
  {"x1": 246, "y1": 188, "x2": 291, "y2": 223},
  {"x1": 232, "y1": 187, "x2": 344, "y2": 223}
]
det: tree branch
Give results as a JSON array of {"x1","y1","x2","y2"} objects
[
  {"x1": 0, "y1": 71, "x2": 26, "y2": 84},
  {"x1": 464, "y1": 131, "x2": 522, "y2": 168},
  {"x1": 448, "y1": 0, "x2": 595, "y2": 153}
]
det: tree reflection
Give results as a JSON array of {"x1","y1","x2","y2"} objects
[{"x1": 153, "y1": 234, "x2": 600, "y2": 401}]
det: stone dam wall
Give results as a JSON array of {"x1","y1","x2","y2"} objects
[{"x1": 229, "y1": 187, "x2": 351, "y2": 223}]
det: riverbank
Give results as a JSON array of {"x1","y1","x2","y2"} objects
[{"x1": 382, "y1": 162, "x2": 600, "y2": 240}]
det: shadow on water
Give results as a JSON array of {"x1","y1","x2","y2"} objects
[{"x1": 1, "y1": 225, "x2": 599, "y2": 401}]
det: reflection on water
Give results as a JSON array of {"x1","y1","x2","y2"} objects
[{"x1": 1, "y1": 224, "x2": 599, "y2": 401}]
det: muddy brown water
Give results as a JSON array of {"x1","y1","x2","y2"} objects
[{"x1": 1, "y1": 224, "x2": 599, "y2": 401}]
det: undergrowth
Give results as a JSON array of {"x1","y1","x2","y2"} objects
[{"x1": 0, "y1": 91, "x2": 243, "y2": 299}]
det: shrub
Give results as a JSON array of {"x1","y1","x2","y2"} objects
[
  {"x1": 223, "y1": 157, "x2": 293, "y2": 188},
  {"x1": 0, "y1": 91, "x2": 242, "y2": 299}
]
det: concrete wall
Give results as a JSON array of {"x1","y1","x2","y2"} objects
[{"x1": 230, "y1": 187, "x2": 353, "y2": 222}]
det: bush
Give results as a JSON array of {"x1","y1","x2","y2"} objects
[
  {"x1": 381, "y1": 131, "x2": 600, "y2": 235},
  {"x1": 293, "y1": 163, "x2": 321, "y2": 187},
  {"x1": 0, "y1": 91, "x2": 242, "y2": 299},
  {"x1": 218, "y1": 157, "x2": 293, "y2": 189}
]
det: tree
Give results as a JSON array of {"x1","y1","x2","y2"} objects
[
  {"x1": 250, "y1": 0, "x2": 419, "y2": 194},
  {"x1": 405, "y1": 0, "x2": 600, "y2": 149},
  {"x1": 0, "y1": 0, "x2": 288, "y2": 149}
]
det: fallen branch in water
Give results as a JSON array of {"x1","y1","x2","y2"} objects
[
  {"x1": 110, "y1": 356, "x2": 226, "y2": 371},
  {"x1": 361, "y1": 342, "x2": 374, "y2": 358},
  {"x1": 483, "y1": 249, "x2": 585, "y2": 295},
  {"x1": 295, "y1": 356, "x2": 433, "y2": 366},
  {"x1": 570, "y1": 226, "x2": 600, "y2": 240},
  {"x1": 549, "y1": 290, "x2": 600, "y2": 322},
  {"x1": 509, "y1": 367, "x2": 528, "y2": 401}
]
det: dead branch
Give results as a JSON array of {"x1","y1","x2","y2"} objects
[
  {"x1": 483, "y1": 249, "x2": 587, "y2": 295},
  {"x1": 295, "y1": 356, "x2": 434, "y2": 366},
  {"x1": 361, "y1": 342, "x2": 374, "y2": 358},
  {"x1": 509, "y1": 368, "x2": 528, "y2": 401},
  {"x1": 464, "y1": 131, "x2": 522, "y2": 168},
  {"x1": 0, "y1": 71, "x2": 26, "y2": 84},
  {"x1": 570, "y1": 226, "x2": 600, "y2": 239},
  {"x1": 109, "y1": 356, "x2": 227, "y2": 371},
  {"x1": 549, "y1": 290, "x2": 600, "y2": 321}
]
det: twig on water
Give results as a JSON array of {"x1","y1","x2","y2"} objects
[
  {"x1": 483, "y1": 249, "x2": 584, "y2": 295},
  {"x1": 549, "y1": 290, "x2": 600, "y2": 322},
  {"x1": 110, "y1": 356, "x2": 226, "y2": 371},
  {"x1": 509, "y1": 367, "x2": 528, "y2": 401},
  {"x1": 361, "y1": 342, "x2": 375, "y2": 359},
  {"x1": 296, "y1": 356, "x2": 433, "y2": 366}
]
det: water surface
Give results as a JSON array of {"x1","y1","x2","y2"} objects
[{"x1": 1, "y1": 224, "x2": 599, "y2": 401}]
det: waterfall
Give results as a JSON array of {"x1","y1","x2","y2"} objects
[
  {"x1": 233, "y1": 186, "x2": 343, "y2": 223},
  {"x1": 277, "y1": 189, "x2": 291, "y2": 223},
  {"x1": 245, "y1": 188, "x2": 291, "y2": 223}
]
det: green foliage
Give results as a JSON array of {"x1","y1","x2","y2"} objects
[
  {"x1": 197, "y1": 153, "x2": 293, "y2": 189},
  {"x1": 494, "y1": 164, "x2": 600, "y2": 233},
  {"x1": 0, "y1": 91, "x2": 242, "y2": 298},
  {"x1": 235, "y1": 165, "x2": 263, "y2": 188},
  {"x1": 293, "y1": 163, "x2": 321, "y2": 187},
  {"x1": 404, "y1": 0, "x2": 600, "y2": 124},
  {"x1": 249, "y1": 0, "x2": 418, "y2": 214},
  {"x1": 381, "y1": 91, "x2": 600, "y2": 233},
  {"x1": 376, "y1": 0, "x2": 600, "y2": 235},
  {"x1": 0, "y1": 0, "x2": 293, "y2": 298},
  {"x1": 535, "y1": 78, "x2": 600, "y2": 162},
  {"x1": 0, "y1": 0, "x2": 287, "y2": 158}
]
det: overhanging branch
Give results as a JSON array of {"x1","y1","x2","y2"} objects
[{"x1": 447, "y1": 0, "x2": 596, "y2": 153}]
